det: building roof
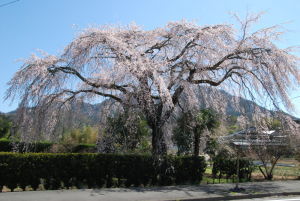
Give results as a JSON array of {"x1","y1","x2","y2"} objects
[{"x1": 219, "y1": 127, "x2": 288, "y2": 147}]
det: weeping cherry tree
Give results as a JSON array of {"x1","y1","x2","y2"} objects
[{"x1": 6, "y1": 14, "x2": 300, "y2": 156}]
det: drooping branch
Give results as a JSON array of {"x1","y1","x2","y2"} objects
[
  {"x1": 191, "y1": 67, "x2": 242, "y2": 86},
  {"x1": 60, "y1": 89, "x2": 123, "y2": 103},
  {"x1": 205, "y1": 48, "x2": 271, "y2": 71},
  {"x1": 145, "y1": 36, "x2": 171, "y2": 54},
  {"x1": 47, "y1": 66, "x2": 128, "y2": 93}
]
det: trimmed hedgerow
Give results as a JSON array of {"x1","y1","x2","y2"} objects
[
  {"x1": 212, "y1": 155, "x2": 254, "y2": 182},
  {"x1": 0, "y1": 139, "x2": 52, "y2": 153},
  {"x1": 0, "y1": 139, "x2": 97, "y2": 153},
  {"x1": 0, "y1": 138, "x2": 11, "y2": 152},
  {"x1": 0, "y1": 153, "x2": 206, "y2": 191},
  {"x1": 71, "y1": 143, "x2": 97, "y2": 153}
]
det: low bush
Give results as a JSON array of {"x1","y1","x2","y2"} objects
[
  {"x1": 0, "y1": 138, "x2": 11, "y2": 152},
  {"x1": 212, "y1": 151, "x2": 254, "y2": 182},
  {"x1": 71, "y1": 144, "x2": 97, "y2": 153},
  {"x1": 0, "y1": 153, "x2": 206, "y2": 191}
]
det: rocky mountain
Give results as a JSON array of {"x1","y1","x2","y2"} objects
[{"x1": 3, "y1": 88, "x2": 299, "y2": 129}]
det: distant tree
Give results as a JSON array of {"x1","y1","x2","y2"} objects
[
  {"x1": 173, "y1": 109, "x2": 219, "y2": 156},
  {"x1": 249, "y1": 137, "x2": 291, "y2": 180},
  {"x1": 0, "y1": 114, "x2": 12, "y2": 138},
  {"x1": 60, "y1": 125, "x2": 98, "y2": 144},
  {"x1": 249, "y1": 118, "x2": 290, "y2": 180},
  {"x1": 204, "y1": 137, "x2": 219, "y2": 163},
  {"x1": 247, "y1": 125, "x2": 291, "y2": 180},
  {"x1": 193, "y1": 109, "x2": 219, "y2": 156},
  {"x1": 226, "y1": 115, "x2": 240, "y2": 134},
  {"x1": 220, "y1": 122, "x2": 293, "y2": 180},
  {"x1": 6, "y1": 14, "x2": 300, "y2": 156},
  {"x1": 266, "y1": 118, "x2": 282, "y2": 130},
  {"x1": 172, "y1": 111, "x2": 194, "y2": 155}
]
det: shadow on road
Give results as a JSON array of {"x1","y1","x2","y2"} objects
[{"x1": 88, "y1": 181, "x2": 284, "y2": 197}]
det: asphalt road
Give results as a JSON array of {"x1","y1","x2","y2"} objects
[
  {"x1": 0, "y1": 180, "x2": 299, "y2": 201},
  {"x1": 243, "y1": 196, "x2": 300, "y2": 201}
]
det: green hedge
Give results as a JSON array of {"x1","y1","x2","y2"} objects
[
  {"x1": 0, "y1": 138, "x2": 11, "y2": 152},
  {"x1": 0, "y1": 139, "x2": 52, "y2": 152},
  {"x1": 71, "y1": 144, "x2": 97, "y2": 153},
  {"x1": 0, "y1": 139, "x2": 96, "y2": 153},
  {"x1": 0, "y1": 153, "x2": 206, "y2": 191},
  {"x1": 212, "y1": 156, "x2": 254, "y2": 182}
]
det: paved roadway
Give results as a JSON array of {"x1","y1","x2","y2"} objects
[
  {"x1": 0, "y1": 180, "x2": 299, "y2": 201},
  {"x1": 244, "y1": 196, "x2": 300, "y2": 201}
]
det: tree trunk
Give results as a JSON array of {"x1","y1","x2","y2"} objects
[
  {"x1": 266, "y1": 156, "x2": 280, "y2": 180},
  {"x1": 151, "y1": 126, "x2": 167, "y2": 156},
  {"x1": 235, "y1": 150, "x2": 240, "y2": 189},
  {"x1": 258, "y1": 166, "x2": 268, "y2": 179},
  {"x1": 193, "y1": 131, "x2": 200, "y2": 156},
  {"x1": 266, "y1": 173, "x2": 273, "y2": 180},
  {"x1": 259, "y1": 165, "x2": 274, "y2": 180}
]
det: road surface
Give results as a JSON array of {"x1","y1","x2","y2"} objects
[
  {"x1": 243, "y1": 196, "x2": 300, "y2": 201},
  {"x1": 0, "y1": 180, "x2": 299, "y2": 201}
]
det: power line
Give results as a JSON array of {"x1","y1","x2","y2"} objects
[{"x1": 0, "y1": 0, "x2": 20, "y2": 8}]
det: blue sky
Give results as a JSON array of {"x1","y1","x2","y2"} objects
[{"x1": 0, "y1": 0, "x2": 300, "y2": 117}]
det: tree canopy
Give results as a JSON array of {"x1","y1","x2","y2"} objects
[{"x1": 6, "y1": 14, "x2": 300, "y2": 155}]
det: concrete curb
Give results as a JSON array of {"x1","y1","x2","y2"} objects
[{"x1": 168, "y1": 191, "x2": 300, "y2": 201}]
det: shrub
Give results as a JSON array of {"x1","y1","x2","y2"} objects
[
  {"x1": 175, "y1": 156, "x2": 206, "y2": 184},
  {"x1": 0, "y1": 153, "x2": 206, "y2": 191},
  {"x1": 212, "y1": 151, "x2": 254, "y2": 182},
  {"x1": 71, "y1": 144, "x2": 97, "y2": 153},
  {"x1": 0, "y1": 138, "x2": 11, "y2": 152}
]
